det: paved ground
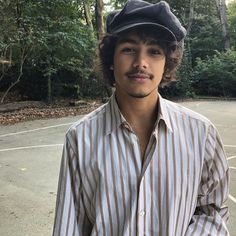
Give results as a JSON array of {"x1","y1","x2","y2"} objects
[{"x1": 0, "y1": 100, "x2": 235, "y2": 236}]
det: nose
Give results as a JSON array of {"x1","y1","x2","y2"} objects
[{"x1": 132, "y1": 52, "x2": 148, "y2": 69}]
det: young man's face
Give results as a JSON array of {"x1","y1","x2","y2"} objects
[{"x1": 113, "y1": 31, "x2": 166, "y2": 99}]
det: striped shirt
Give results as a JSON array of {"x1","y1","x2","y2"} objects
[{"x1": 53, "y1": 94, "x2": 229, "y2": 236}]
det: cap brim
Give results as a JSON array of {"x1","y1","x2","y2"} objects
[{"x1": 112, "y1": 22, "x2": 177, "y2": 42}]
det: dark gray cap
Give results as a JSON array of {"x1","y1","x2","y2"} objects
[{"x1": 106, "y1": 0, "x2": 186, "y2": 42}]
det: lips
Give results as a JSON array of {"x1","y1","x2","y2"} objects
[
  {"x1": 127, "y1": 73, "x2": 151, "y2": 81},
  {"x1": 128, "y1": 73, "x2": 150, "y2": 78}
]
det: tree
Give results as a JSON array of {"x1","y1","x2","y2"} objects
[
  {"x1": 0, "y1": 0, "x2": 37, "y2": 103},
  {"x1": 215, "y1": 0, "x2": 230, "y2": 50},
  {"x1": 228, "y1": 0, "x2": 236, "y2": 49},
  {"x1": 26, "y1": 0, "x2": 96, "y2": 102},
  {"x1": 95, "y1": 0, "x2": 105, "y2": 38},
  {"x1": 0, "y1": 0, "x2": 99, "y2": 102},
  {"x1": 1, "y1": 0, "x2": 235, "y2": 102},
  {"x1": 83, "y1": 0, "x2": 93, "y2": 30},
  {"x1": 188, "y1": 0, "x2": 223, "y2": 62},
  {"x1": 193, "y1": 50, "x2": 236, "y2": 97}
]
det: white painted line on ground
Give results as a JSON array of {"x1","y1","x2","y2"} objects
[
  {"x1": 229, "y1": 194, "x2": 236, "y2": 204},
  {"x1": 229, "y1": 166, "x2": 236, "y2": 170},
  {"x1": 227, "y1": 156, "x2": 236, "y2": 160},
  {"x1": 0, "y1": 144, "x2": 63, "y2": 152},
  {"x1": 225, "y1": 145, "x2": 236, "y2": 148},
  {"x1": 0, "y1": 122, "x2": 74, "y2": 138}
]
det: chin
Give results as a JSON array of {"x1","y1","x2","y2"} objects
[{"x1": 128, "y1": 93, "x2": 150, "y2": 98}]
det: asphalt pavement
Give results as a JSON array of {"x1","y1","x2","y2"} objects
[{"x1": 0, "y1": 100, "x2": 236, "y2": 236}]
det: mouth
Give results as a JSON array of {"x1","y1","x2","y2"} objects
[{"x1": 127, "y1": 73, "x2": 151, "y2": 82}]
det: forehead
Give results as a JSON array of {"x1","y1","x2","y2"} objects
[{"x1": 116, "y1": 30, "x2": 166, "y2": 47}]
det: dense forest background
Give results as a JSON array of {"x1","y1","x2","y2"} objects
[{"x1": 0, "y1": 0, "x2": 236, "y2": 103}]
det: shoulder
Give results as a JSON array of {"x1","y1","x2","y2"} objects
[
  {"x1": 162, "y1": 99, "x2": 222, "y2": 150},
  {"x1": 162, "y1": 98, "x2": 215, "y2": 135},
  {"x1": 164, "y1": 98, "x2": 212, "y2": 125},
  {"x1": 65, "y1": 102, "x2": 107, "y2": 139}
]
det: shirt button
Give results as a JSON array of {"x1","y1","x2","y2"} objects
[{"x1": 139, "y1": 210, "x2": 145, "y2": 216}]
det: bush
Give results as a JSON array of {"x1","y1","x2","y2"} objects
[
  {"x1": 160, "y1": 54, "x2": 195, "y2": 99},
  {"x1": 193, "y1": 50, "x2": 236, "y2": 97}
]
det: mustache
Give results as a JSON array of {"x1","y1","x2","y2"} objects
[{"x1": 125, "y1": 69, "x2": 154, "y2": 79}]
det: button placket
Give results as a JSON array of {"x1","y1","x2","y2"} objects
[
  {"x1": 139, "y1": 210, "x2": 145, "y2": 217},
  {"x1": 137, "y1": 177, "x2": 146, "y2": 235}
]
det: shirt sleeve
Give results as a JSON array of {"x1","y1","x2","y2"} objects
[
  {"x1": 52, "y1": 133, "x2": 92, "y2": 236},
  {"x1": 185, "y1": 124, "x2": 230, "y2": 236}
]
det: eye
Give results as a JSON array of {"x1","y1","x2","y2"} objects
[
  {"x1": 120, "y1": 47, "x2": 136, "y2": 54},
  {"x1": 148, "y1": 48, "x2": 163, "y2": 56}
]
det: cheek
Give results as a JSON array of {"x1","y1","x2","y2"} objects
[
  {"x1": 114, "y1": 54, "x2": 127, "y2": 68},
  {"x1": 155, "y1": 59, "x2": 166, "y2": 75},
  {"x1": 113, "y1": 58, "x2": 122, "y2": 81},
  {"x1": 150, "y1": 62, "x2": 165, "y2": 77},
  {"x1": 113, "y1": 55, "x2": 130, "y2": 78}
]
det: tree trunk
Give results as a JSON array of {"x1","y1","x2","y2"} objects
[
  {"x1": 1, "y1": 47, "x2": 26, "y2": 103},
  {"x1": 83, "y1": 0, "x2": 93, "y2": 30},
  {"x1": 0, "y1": 1, "x2": 29, "y2": 103},
  {"x1": 215, "y1": 0, "x2": 230, "y2": 50},
  {"x1": 0, "y1": 45, "x2": 12, "y2": 83},
  {"x1": 95, "y1": 0, "x2": 104, "y2": 39},
  {"x1": 186, "y1": 0, "x2": 194, "y2": 36},
  {"x1": 186, "y1": 0, "x2": 195, "y2": 65},
  {"x1": 47, "y1": 74, "x2": 52, "y2": 104}
]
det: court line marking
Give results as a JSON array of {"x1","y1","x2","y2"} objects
[
  {"x1": 1, "y1": 141, "x2": 235, "y2": 205},
  {"x1": 228, "y1": 156, "x2": 236, "y2": 160},
  {"x1": 229, "y1": 194, "x2": 236, "y2": 204},
  {"x1": 0, "y1": 122, "x2": 74, "y2": 138},
  {"x1": 0, "y1": 144, "x2": 63, "y2": 152},
  {"x1": 229, "y1": 166, "x2": 236, "y2": 170},
  {"x1": 1, "y1": 143, "x2": 235, "y2": 154},
  {"x1": 225, "y1": 145, "x2": 236, "y2": 148}
]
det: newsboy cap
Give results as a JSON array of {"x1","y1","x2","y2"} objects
[{"x1": 106, "y1": 0, "x2": 186, "y2": 42}]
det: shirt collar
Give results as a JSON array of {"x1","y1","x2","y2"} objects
[
  {"x1": 105, "y1": 93, "x2": 173, "y2": 136},
  {"x1": 105, "y1": 94, "x2": 123, "y2": 136},
  {"x1": 155, "y1": 94, "x2": 173, "y2": 133}
]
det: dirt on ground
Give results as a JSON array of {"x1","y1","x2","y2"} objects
[
  {"x1": 0, "y1": 95, "x2": 104, "y2": 126},
  {"x1": 1, "y1": 92, "x2": 235, "y2": 126}
]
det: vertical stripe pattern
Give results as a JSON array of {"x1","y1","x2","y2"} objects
[{"x1": 53, "y1": 94, "x2": 230, "y2": 236}]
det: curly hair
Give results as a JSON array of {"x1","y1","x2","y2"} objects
[{"x1": 95, "y1": 28, "x2": 184, "y2": 88}]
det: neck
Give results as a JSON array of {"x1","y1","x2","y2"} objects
[{"x1": 115, "y1": 90, "x2": 159, "y2": 127}]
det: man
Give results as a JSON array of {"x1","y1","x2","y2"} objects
[{"x1": 53, "y1": 0, "x2": 229, "y2": 235}]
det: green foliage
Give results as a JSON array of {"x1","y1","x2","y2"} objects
[
  {"x1": 190, "y1": 14, "x2": 223, "y2": 61},
  {"x1": 193, "y1": 50, "x2": 236, "y2": 97},
  {"x1": 0, "y1": 0, "x2": 102, "y2": 101},
  {"x1": 111, "y1": 0, "x2": 127, "y2": 8},
  {"x1": 29, "y1": 0, "x2": 97, "y2": 100},
  {"x1": 190, "y1": 0, "x2": 224, "y2": 62},
  {"x1": 1, "y1": 0, "x2": 236, "y2": 101},
  {"x1": 228, "y1": 1, "x2": 236, "y2": 50},
  {"x1": 160, "y1": 52, "x2": 194, "y2": 98}
]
